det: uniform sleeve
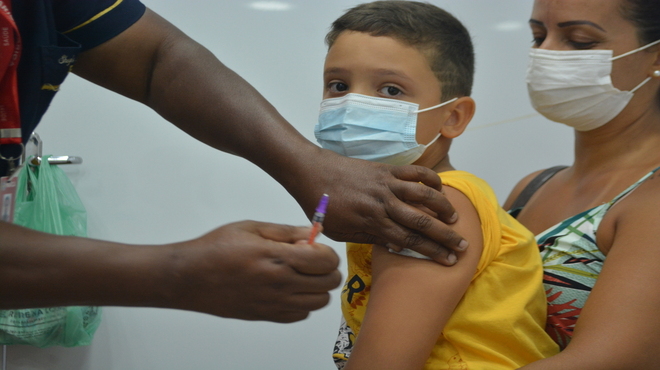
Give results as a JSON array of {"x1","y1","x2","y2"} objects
[{"x1": 53, "y1": 0, "x2": 146, "y2": 51}]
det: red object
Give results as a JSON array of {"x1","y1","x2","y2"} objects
[
  {"x1": 307, "y1": 222, "x2": 321, "y2": 244},
  {"x1": 0, "y1": 0, "x2": 22, "y2": 145}
]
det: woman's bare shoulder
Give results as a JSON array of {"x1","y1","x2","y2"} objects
[{"x1": 502, "y1": 169, "x2": 548, "y2": 211}]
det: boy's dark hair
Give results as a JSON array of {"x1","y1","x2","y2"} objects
[{"x1": 325, "y1": 0, "x2": 474, "y2": 99}]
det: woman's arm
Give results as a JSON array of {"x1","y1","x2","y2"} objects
[
  {"x1": 520, "y1": 180, "x2": 660, "y2": 369},
  {"x1": 344, "y1": 186, "x2": 484, "y2": 370}
]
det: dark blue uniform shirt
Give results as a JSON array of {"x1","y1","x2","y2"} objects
[{"x1": 1, "y1": 0, "x2": 145, "y2": 175}]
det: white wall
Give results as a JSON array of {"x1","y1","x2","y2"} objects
[{"x1": 5, "y1": 1, "x2": 573, "y2": 369}]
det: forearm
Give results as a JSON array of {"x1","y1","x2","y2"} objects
[
  {"x1": 148, "y1": 36, "x2": 313, "y2": 160},
  {"x1": 73, "y1": 9, "x2": 323, "y2": 214},
  {"x1": 0, "y1": 222, "x2": 175, "y2": 309},
  {"x1": 518, "y1": 352, "x2": 575, "y2": 370},
  {"x1": 517, "y1": 350, "x2": 654, "y2": 370},
  {"x1": 146, "y1": 43, "x2": 322, "y2": 205}
]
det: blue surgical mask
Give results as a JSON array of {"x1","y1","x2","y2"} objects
[{"x1": 314, "y1": 93, "x2": 457, "y2": 166}]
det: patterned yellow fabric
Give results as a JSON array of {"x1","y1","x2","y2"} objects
[{"x1": 334, "y1": 171, "x2": 559, "y2": 369}]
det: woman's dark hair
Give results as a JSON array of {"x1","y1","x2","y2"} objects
[
  {"x1": 620, "y1": 0, "x2": 660, "y2": 106},
  {"x1": 325, "y1": 1, "x2": 474, "y2": 99},
  {"x1": 620, "y1": 0, "x2": 660, "y2": 45}
]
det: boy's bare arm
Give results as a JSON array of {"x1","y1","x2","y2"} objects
[
  {"x1": 343, "y1": 186, "x2": 483, "y2": 370},
  {"x1": 71, "y1": 8, "x2": 465, "y2": 265}
]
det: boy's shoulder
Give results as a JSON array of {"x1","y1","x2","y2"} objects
[
  {"x1": 439, "y1": 169, "x2": 531, "y2": 238},
  {"x1": 438, "y1": 170, "x2": 498, "y2": 208},
  {"x1": 439, "y1": 172, "x2": 536, "y2": 269}
]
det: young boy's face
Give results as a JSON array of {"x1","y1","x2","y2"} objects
[{"x1": 323, "y1": 31, "x2": 449, "y2": 158}]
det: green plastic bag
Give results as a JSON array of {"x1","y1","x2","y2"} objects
[{"x1": 0, "y1": 156, "x2": 102, "y2": 347}]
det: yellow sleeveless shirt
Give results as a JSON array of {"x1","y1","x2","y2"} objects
[{"x1": 335, "y1": 171, "x2": 559, "y2": 369}]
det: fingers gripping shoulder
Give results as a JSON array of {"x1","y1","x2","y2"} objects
[{"x1": 438, "y1": 186, "x2": 484, "y2": 264}]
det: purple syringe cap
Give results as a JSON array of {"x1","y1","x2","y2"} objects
[{"x1": 316, "y1": 193, "x2": 330, "y2": 214}]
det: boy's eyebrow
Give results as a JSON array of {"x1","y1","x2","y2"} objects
[
  {"x1": 324, "y1": 67, "x2": 348, "y2": 76},
  {"x1": 372, "y1": 68, "x2": 413, "y2": 83},
  {"x1": 529, "y1": 18, "x2": 606, "y2": 32},
  {"x1": 324, "y1": 67, "x2": 413, "y2": 83}
]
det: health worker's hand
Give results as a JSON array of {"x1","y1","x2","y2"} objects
[
  {"x1": 168, "y1": 221, "x2": 341, "y2": 323},
  {"x1": 292, "y1": 151, "x2": 466, "y2": 266}
]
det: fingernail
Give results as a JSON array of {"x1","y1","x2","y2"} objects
[
  {"x1": 447, "y1": 252, "x2": 457, "y2": 265},
  {"x1": 450, "y1": 212, "x2": 458, "y2": 223},
  {"x1": 457, "y1": 239, "x2": 468, "y2": 251}
]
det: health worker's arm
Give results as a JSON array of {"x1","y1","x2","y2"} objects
[
  {"x1": 0, "y1": 220, "x2": 341, "y2": 322},
  {"x1": 70, "y1": 8, "x2": 466, "y2": 265},
  {"x1": 518, "y1": 179, "x2": 660, "y2": 369},
  {"x1": 343, "y1": 186, "x2": 483, "y2": 370}
]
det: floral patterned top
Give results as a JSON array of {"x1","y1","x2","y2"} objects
[{"x1": 513, "y1": 167, "x2": 660, "y2": 349}]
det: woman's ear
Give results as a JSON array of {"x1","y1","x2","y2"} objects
[{"x1": 439, "y1": 96, "x2": 476, "y2": 139}]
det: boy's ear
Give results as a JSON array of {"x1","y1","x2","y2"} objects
[{"x1": 439, "y1": 96, "x2": 475, "y2": 139}]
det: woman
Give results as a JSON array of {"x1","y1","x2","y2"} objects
[{"x1": 500, "y1": 0, "x2": 660, "y2": 368}]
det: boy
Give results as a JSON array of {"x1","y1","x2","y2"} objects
[{"x1": 314, "y1": 2, "x2": 559, "y2": 369}]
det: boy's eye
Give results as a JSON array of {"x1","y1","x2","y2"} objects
[
  {"x1": 328, "y1": 82, "x2": 348, "y2": 93},
  {"x1": 379, "y1": 86, "x2": 402, "y2": 97}
]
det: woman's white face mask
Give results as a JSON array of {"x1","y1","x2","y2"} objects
[{"x1": 526, "y1": 39, "x2": 660, "y2": 131}]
